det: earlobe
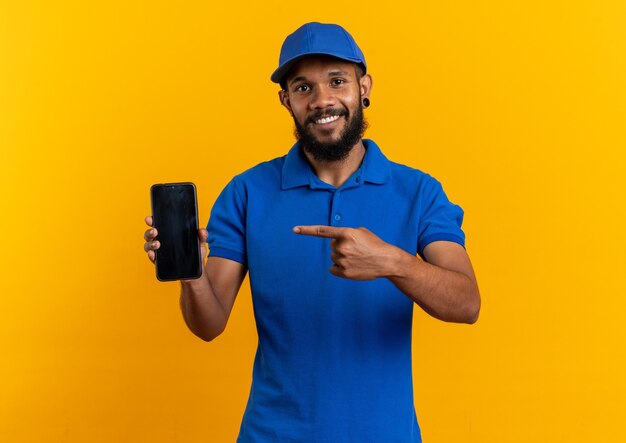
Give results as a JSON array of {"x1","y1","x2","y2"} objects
[{"x1": 360, "y1": 74, "x2": 373, "y2": 99}]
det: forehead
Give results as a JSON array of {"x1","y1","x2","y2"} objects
[{"x1": 285, "y1": 56, "x2": 358, "y2": 83}]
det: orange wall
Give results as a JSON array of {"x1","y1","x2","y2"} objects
[{"x1": 1, "y1": 1, "x2": 625, "y2": 441}]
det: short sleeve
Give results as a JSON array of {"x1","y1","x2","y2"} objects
[
  {"x1": 417, "y1": 177, "x2": 465, "y2": 259},
  {"x1": 207, "y1": 177, "x2": 247, "y2": 265}
]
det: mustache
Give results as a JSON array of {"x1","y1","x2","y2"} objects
[{"x1": 305, "y1": 108, "x2": 348, "y2": 125}]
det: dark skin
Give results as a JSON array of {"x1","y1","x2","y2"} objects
[
  {"x1": 279, "y1": 57, "x2": 371, "y2": 186},
  {"x1": 143, "y1": 56, "x2": 479, "y2": 342}
]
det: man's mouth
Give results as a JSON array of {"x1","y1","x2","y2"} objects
[
  {"x1": 314, "y1": 115, "x2": 341, "y2": 125},
  {"x1": 307, "y1": 109, "x2": 347, "y2": 126}
]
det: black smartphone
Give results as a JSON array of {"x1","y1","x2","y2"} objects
[{"x1": 150, "y1": 182, "x2": 202, "y2": 281}]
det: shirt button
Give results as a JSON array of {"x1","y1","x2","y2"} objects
[{"x1": 334, "y1": 214, "x2": 342, "y2": 221}]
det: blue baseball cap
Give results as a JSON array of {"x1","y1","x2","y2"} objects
[{"x1": 271, "y1": 22, "x2": 367, "y2": 85}]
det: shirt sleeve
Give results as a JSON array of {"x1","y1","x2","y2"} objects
[
  {"x1": 207, "y1": 177, "x2": 247, "y2": 266},
  {"x1": 417, "y1": 177, "x2": 465, "y2": 259}
]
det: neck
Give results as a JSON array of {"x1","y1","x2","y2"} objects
[{"x1": 303, "y1": 140, "x2": 366, "y2": 188}]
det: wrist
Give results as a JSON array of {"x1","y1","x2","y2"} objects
[{"x1": 384, "y1": 246, "x2": 420, "y2": 279}]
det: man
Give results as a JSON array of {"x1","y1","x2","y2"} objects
[{"x1": 144, "y1": 22, "x2": 480, "y2": 442}]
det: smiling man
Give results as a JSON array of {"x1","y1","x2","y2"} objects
[
  {"x1": 144, "y1": 22, "x2": 480, "y2": 442},
  {"x1": 281, "y1": 56, "x2": 369, "y2": 163}
]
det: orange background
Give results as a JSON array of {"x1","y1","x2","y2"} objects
[{"x1": 1, "y1": 1, "x2": 625, "y2": 441}]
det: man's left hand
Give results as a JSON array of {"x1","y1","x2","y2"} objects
[{"x1": 293, "y1": 225, "x2": 400, "y2": 280}]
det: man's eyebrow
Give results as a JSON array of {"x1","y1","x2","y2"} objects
[
  {"x1": 288, "y1": 75, "x2": 307, "y2": 86},
  {"x1": 288, "y1": 70, "x2": 351, "y2": 86},
  {"x1": 327, "y1": 70, "x2": 349, "y2": 76}
]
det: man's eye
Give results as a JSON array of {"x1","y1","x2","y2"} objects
[
  {"x1": 331, "y1": 79, "x2": 345, "y2": 86},
  {"x1": 296, "y1": 85, "x2": 310, "y2": 92}
]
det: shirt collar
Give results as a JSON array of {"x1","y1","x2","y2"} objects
[{"x1": 281, "y1": 139, "x2": 391, "y2": 190}]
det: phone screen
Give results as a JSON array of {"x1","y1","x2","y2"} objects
[{"x1": 150, "y1": 182, "x2": 202, "y2": 281}]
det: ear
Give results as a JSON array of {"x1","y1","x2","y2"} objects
[
  {"x1": 360, "y1": 74, "x2": 373, "y2": 100},
  {"x1": 279, "y1": 89, "x2": 293, "y2": 116}
]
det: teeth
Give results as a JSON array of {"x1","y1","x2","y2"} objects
[{"x1": 315, "y1": 115, "x2": 340, "y2": 124}]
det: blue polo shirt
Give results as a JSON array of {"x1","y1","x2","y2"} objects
[{"x1": 207, "y1": 139, "x2": 465, "y2": 443}]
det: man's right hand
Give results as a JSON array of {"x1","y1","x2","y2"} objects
[
  {"x1": 143, "y1": 215, "x2": 208, "y2": 265},
  {"x1": 142, "y1": 215, "x2": 246, "y2": 341}
]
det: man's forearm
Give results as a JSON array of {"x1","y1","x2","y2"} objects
[
  {"x1": 179, "y1": 271, "x2": 228, "y2": 341},
  {"x1": 387, "y1": 249, "x2": 480, "y2": 324}
]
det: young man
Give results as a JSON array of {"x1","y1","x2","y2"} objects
[{"x1": 144, "y1": 22, "x2": 480, "y2": 443}]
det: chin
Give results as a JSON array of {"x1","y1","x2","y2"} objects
[{"x1": 315, "y1": 136, "x2": 340, "y2": 144}]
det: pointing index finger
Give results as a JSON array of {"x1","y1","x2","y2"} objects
[{"x1": 293, "y1": 225, "x2": 345, "y2": 238}]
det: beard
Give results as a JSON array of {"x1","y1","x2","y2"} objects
[{"x1": 293, "y1": 102, "x2": 368, "y2": 162}]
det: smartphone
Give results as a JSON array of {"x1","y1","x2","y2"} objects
[{"x1": 150, "y1": 182, "x2": 202, "y2": 281}]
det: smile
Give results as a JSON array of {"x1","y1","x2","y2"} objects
[{"x1": 314, "y1": 115, "x2": 341, "y2": 125}]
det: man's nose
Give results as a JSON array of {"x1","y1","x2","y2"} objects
[{"x1": 309, "y1": 86, "x2": 336, "y2": 109}]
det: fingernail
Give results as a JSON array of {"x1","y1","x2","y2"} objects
[{"x1": 293, "y1": 227, "x2": 301, "y2": 233}]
